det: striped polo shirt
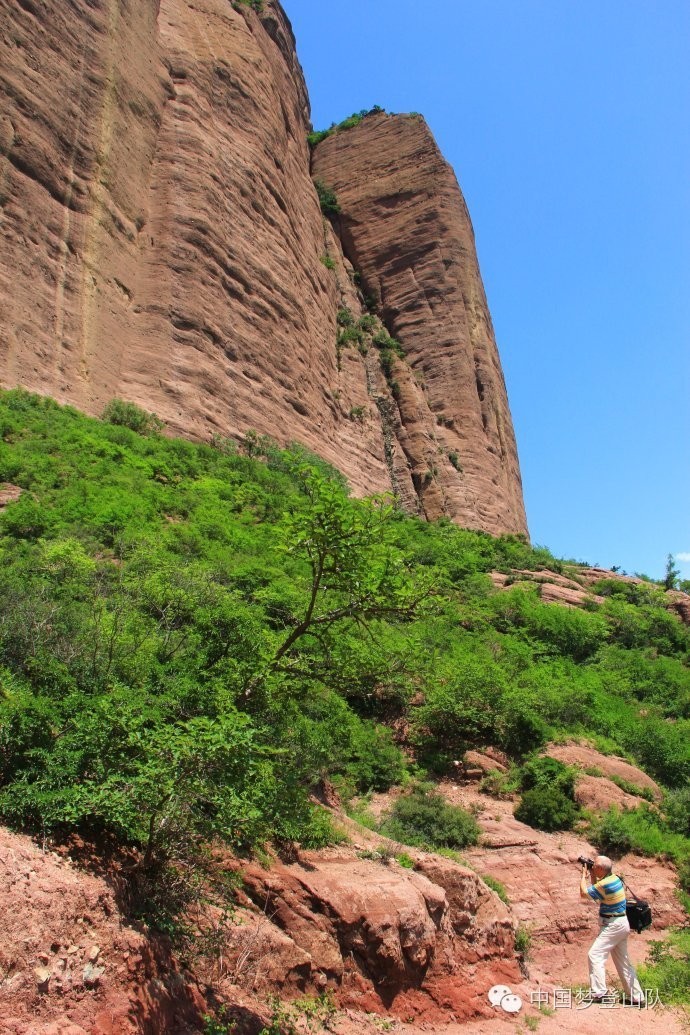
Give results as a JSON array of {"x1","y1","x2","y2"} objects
[{"x1": 587, "y1": 873, "x2": 627, "y2": 917}]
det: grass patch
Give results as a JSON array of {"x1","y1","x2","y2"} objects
[
  {"x1": 609, "y1": 774, "x2": 656, "y2": 801},
  {"x1": 396, "y1": 852, "x2": 415, "y2": 869},
  {"x1": 589, "y1": 805, "x2": 690, "y2": 864},
  {"x1": 514, "y1": 923, "x2": 533, "y2": 958},
  {"x1": 638, "y1": 930, "x2": 690, "y2": 1006},
  {"x1": 479, "y1": 766, "x2": 520, "y2": 799},
  {"x1": 345, "y1": 796, "x2": 379, "y2": 831},
  {"x1": 482, "y1": 874, "x2": 510, "y2": 904}
]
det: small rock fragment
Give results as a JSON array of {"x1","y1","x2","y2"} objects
[
  {"x1": 82, "y1": 963, "x2": 105, "y2": 987},
  {"x1": 87, "y1": 945, "x2": 100, "y2": 962},
  {"x1": 34, "y1": 966, "x2": 52, "y2": 991}
]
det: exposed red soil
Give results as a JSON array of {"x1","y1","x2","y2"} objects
[{"x1": 0, "y1": 828, "x2": 203, "y2": 1034}]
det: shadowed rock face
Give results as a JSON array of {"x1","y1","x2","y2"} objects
[
  {"x1": 312, "y1": 113, "x2": 527, "y2": 535},
  {"x1": 0, "y1": 0, "x2": 527, "y2": 536}
]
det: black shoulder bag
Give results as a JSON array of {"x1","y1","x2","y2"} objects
[{"x1": 624, "y1": 880, "x2": 653, "y2": 933}]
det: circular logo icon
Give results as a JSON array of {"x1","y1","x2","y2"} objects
[
  {"x1": 488, "y1": 984, "x2": 513, "y2": 1007},
  {"x1": 500, "y1": 993, "x2": 523, "y2": 1014}
]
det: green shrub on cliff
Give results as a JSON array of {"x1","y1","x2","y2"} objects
[
  {"x1": 231, "y1": 0, "x2": 264, "y2": 13},
  {"x1": 314, "y1": 178, "x2": 340, "y2": 217},
  {"x1": 101, "y1": 398, "x2": 163, "y2": 436},
  {"x1": 513, "y1": 756, "x2": 580, "y2": 832},
  {"x1": 307, "y1": 106, "x2": 385, "y2": 148}
]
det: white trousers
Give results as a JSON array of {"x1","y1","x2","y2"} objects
[{"x1": 588, "y1": 915, "x2": 644, "y2": 1001}]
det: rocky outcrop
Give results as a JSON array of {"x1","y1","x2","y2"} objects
[
  {"x1": 489, "y1": 564, "x2": 690, "y2": 623},
  {"x1": 489, "y1": 569, "x2": 606, "y2": 609},
  {"x1": 665, "y1": 589, "x2": 690, "y2": 625},
  {"x1": 238, "y1": 845, "x2": 519, "y2": 1022},
  {"x1": 437, "y1": 769, "x2": 685, "y2": 992},
  {"x1": 0, "y1": 1, "x2": 527, "y2": 535},
  {"x1": 545, "y1": 743, "x2": 661, "y2": 799},
  {"x1": 0, "y1": 823, "x2": 519, "y2": 1031},
  {"x1": 312, "y1": 113, "x2": 527, "y2": 534}
]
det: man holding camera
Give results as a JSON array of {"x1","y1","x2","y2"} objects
[{"x1": 579, "y1": 855, "x2": 645, "y2": 1005}]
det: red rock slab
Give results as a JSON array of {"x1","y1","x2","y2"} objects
[
  {"x1": 0, "y1": 483, "x2": 22, "y2": 508},
  {"x1": 576, "y1": 567, "x2": 645, "y2": 586},
  {"x1": 545, "y1": 743, "x2": 661, "y2": 799},
  {"x1": 0, "y1": 1, "x2": 528, "y2": 535},
  {"x1": 539, "y1": 583, "x2": 605, "y2": 608},
  {"x1": 487, "y1": 571, "x2": 604, "y2": 608},
  {"x1": 574, "y1": 774, "x2": 653, "y2": 812},
  {"x1": 665, "y1": 590, "x2": 690, "y2": 624},
  {"x1": 238, "y1": 844, "x2": 519, "y2": 1022},
  {"x1": 0, "y1": 827, "x2": 202, "y2": 1034},
  {"x1": 0, "y1": 1, "x2": 390, "y2": 501}
]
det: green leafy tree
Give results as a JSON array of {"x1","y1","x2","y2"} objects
[
  {"x1": 664, "y1": 552, "x2": 680, "y2": 590},
  {"x1": 252, "y1": 468, "x2": 428, "y2": 688}
]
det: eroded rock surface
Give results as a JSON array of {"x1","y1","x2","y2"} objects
[
  {"x1": 0, "y1": 2, "x2": 527, "y2": 535},
  {"x1": 0, "y1": 828, "x2": 202, "y2": 1035},
  {"x1": 312, "y1": 113, "x2": 527, "y2": 535},
  {"x1": 238, "y1": 846, "x2": 519, "y2": 1022},
  {"x1": 438, "y1": 756, "x2": 683, "y2": 991},
  {"x1": 0, "y1": 0, "x2": 386, "y2": 500}
]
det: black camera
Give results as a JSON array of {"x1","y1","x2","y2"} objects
[{"x1": 578, "y1": 856, "x2": 594, "y2": 868}]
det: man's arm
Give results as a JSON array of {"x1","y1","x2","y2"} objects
[{"x1": 580, "y1": 864, "x2": 598, "y2": 901}]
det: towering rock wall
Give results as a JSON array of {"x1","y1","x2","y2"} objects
[
  {"x1": 312, "y1": 113, "x2": 527, "y2": 535},
  {"x1": 0, "y1": 0, "x2": 527, "y2": 536}
]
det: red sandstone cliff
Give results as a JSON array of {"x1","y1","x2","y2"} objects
[
  {"x1": 312, "y1": 113, "x2": 527, "y2": 534},
  {"x1": 0, "y1": 0, "x2": 526, "y2": 536}
]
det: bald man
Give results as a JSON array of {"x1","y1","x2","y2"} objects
[{"x1": 580, "y1": 855, "x2": 645, "y2": 1004}]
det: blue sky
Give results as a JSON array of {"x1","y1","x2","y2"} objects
[{"x1": 283, "y1": 0, "x2": 690, "y2": 581}]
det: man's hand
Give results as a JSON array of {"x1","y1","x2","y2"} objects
[{"x1": 580, "y1": 863, "x2": 591, "y2": 900}]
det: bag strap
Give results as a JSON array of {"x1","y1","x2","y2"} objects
[{"x1": 623, "y1": 880, "x2": 642, "y2": 902}]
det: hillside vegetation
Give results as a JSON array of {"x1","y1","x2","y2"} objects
[{"x1": 0, "y1": 390, "x2": 688, "y2": 886}]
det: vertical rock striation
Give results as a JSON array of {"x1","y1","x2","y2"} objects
[
  {"x1": 0, "y1": 1, "x2": 527, "y2": 536},
  {"x1": 0, "y1": 0, "x2": 388, "y2": 496},
  {"x1": 312, "y1": 112, "x2": 527, "y2": 535}
]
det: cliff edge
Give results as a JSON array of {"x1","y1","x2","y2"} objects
[{"x1": 313, "y1": 112, "x2": 527, "y2": 534}]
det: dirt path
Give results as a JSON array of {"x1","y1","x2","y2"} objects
[{"x1": 325, "y1": 998, "x2": 689, "y2": 1035}]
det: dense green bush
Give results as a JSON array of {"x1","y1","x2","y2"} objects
[
  {"x1": 513, "y1": 755, "x2": 579, "y2": 832},
  {"x1": 589, "y1": 804, "x2": 690, "y2": 867},
  {"x1": 589, "y1": 808, "x2": 634, "y2": 857},
  {"x1": 666, "y1": 787, "x2": 690, "y2": 837},
  {"x1": 380, "y1": 785, "x2": 480, "y2": 850},
  {"x1": 490, "y1": 587, "x2": 608, "y2": 661},
  {"x1": 412, "y1": 644, "x2": 547, "y2": 767},
  {"x1": 314, "y1": 179, "x2": 340, "y2": 217},
  {"x1": 519, "y1": 755, "x2": 576, "y2": 797},
  {"x1": 639, "y1": 930, "x2": 690, "y2": 1005},
  {"x1": 101, "y1": 398, "x2": 163, "y2": 435},
  {"x1": 514, "y1": 786, "x2": 579, "y2": 832}
]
